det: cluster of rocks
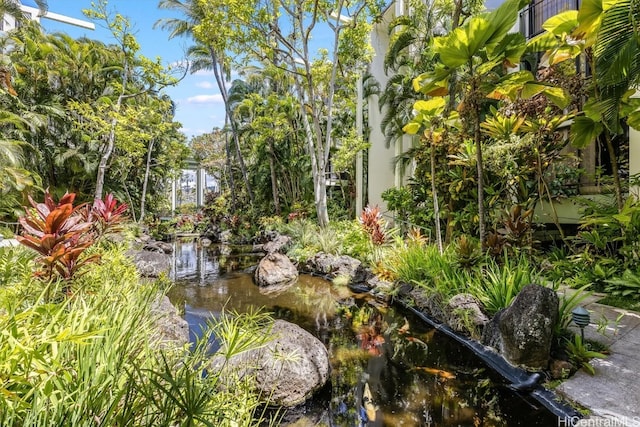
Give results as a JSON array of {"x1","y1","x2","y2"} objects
[
  {"x1": 255, "y1": 232, "x2": 562, "y2": 375},
  {"x1": 211, "y1": 319, "x2": 330, "y2": 407}
]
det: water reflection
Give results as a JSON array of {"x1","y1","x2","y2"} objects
[
  {"x1": 170, "y1": 240, "x2": 253, "y2": 284},
  {"x1": 168, "y1": 243, "x2": 557, "y2": 426}
]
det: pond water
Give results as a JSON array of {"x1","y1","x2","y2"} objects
[{"x1": 167, "y1": 241, "x2": 558, "y2": 426}]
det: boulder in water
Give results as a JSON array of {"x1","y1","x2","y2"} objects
[
  {"x1": 303, "y1": 253, "x2": 367, "y2": 283},
  {"x1": 127, "y1": 249, "x2": 171, "y2": 278},
  {"x1": 149, "y1": 296, "x2": 189, "y2": 347},
  {"x1": 254, "y1": 253, "x2": 298, "y2": 289},
  {"x1": 212, "y1": 319, "x2": 330, "y2": 407}
]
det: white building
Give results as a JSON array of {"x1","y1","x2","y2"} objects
[{"x1": 1, "y1": 0, "x2": 94, "y2": 32}]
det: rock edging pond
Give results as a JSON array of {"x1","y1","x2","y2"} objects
[{"x1": 253, "y1": 232, "x2": 581, "y2": 418}]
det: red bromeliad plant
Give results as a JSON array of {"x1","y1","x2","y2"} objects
[
  {"x1": 17, "y1": 191, "x2": 95, "y2": 282},
  {"x1": 16, "y1": 190, "x2": 127, "y2": 283},
  {"x1": 85, "y1": 193, "x2": 128, "y2": 238},
  {"x1": 359, "y1": 205, "x2": 387, "y2": 246}
]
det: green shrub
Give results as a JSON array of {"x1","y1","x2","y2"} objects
[
  {"x1": 605, "y1": 269, "x2": 640, "y2": 298},
  {"x1": 554, "y1": 284, "x2": 592, "y2": 336},
  {"x1": 564, "y1": 335, "x2": 606, "y2": 376},
  {"x1": 383, "y1": 236, "x2": 432, "y2": 284},
  {"x1": 0, "y1": 225, "x2": 15, "y2": 238},
  {"x1": 333, "y1": 220, "x2": 374, "y2": 262},
  {"x1": 381, "y1": 238, "x2": 466, "y2": 298}
]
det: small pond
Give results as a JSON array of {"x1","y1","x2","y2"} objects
[{"x1": 167, "y1": 241, "x2": 558, "y2": 426}]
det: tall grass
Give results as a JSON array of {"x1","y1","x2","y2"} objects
[
  {"x1": 0, "y1": 245, "x2": 271, "y2": 426},
  {"x1": 469, "y1": 254, "x2": 539, "y2": 315},
  {"x1": 282, "y1": 219, "x2": 382, "y2": 263},
  {"x1": 381, "y1": 238, "x2": 467, "y2": 297}
]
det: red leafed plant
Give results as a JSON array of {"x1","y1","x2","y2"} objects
[
  {"x1": 85, "y1": 193, "x2": 128, "y2": 238},
  {"x1": 359, "y1": 205, "x2": 387, "y2": 245},
  {"x1": 17, "y1": 191, "x2": 96, "y2": 282},
  {"x1": 16, "y1": 190, "x2": 127, "y2": 284}
]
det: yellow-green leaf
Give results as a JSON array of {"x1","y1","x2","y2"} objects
[
  {"x1": 403, "y1": 122, "x2": 421, "y2": 135},
  {"x1": 413, "y1": 98, "x2": 446, "y2": 116},
  {"x1": 542, "y1": 10, "x2": 578, "y2": 34}
]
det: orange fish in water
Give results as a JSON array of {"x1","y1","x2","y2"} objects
[
  {"x1": 398, "y1": 318, "x2": 410, "y2": 335},
  {"x1": 413, "y1": 367, "x2": 456, "y2": 380},
  {"x1": 363, "y1": 383, "x2": 377, "y2": 422},
  {"x1": 406, "y1": 336, "x2": 428, "y2": 348}
]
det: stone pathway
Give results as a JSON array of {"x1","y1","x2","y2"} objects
[{"x1": 556, "y1": 289, "x2": 640, "y2": 427}]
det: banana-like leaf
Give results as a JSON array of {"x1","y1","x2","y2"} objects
[
  {"x1": 543, "y1": 10, "x2": 579, "y2": 34},
  {"x1": 526, "y1": 31, "x2": 560, "y2": 54},
  {"x1": 413, "y1": 98, "x2": 446, "y2": 116},
  {"x1": 570, "y1": 116, "x2": 603, "y2": 148},
  {"x1": 436, "y1": 17, "x2": 492, "y2": 68},
  {"x1": 487, "y1": 70, "x2": 535, "y2": 100},
  {"x1": 412, "y1": 67, "x2": 451, "y2": 95},
  {"x1": 403, "y1": 122, "x2": 421, "y2": 135},
  {"x1": 574, "y1": 0, "x2": 605, "y2": 40}
]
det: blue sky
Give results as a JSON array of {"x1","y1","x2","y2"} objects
[
  {"x1": 37, "y1": 0, "x2": 226, "y2": 139},
  {"x1": 35, "y1": 1, "x2": 504, "y2": 141}
]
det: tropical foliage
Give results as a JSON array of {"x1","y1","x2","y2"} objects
[{"x1": 0, "y1": 6, "x2": 187, "y2": 224}]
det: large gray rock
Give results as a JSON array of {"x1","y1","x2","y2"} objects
[
  {"x1": 447, "y1": 293, "x2": 489, "y2": 335},
  {"x1": 149, "y1": 295, "x2": 189, "y2": 348},
  {"x1": 483, "y1": 284, "x2": 558, "y2": 370},
  {"x1": 143, "y1": 240, "x2": 173, "y2": 254},
  {"x1": 304, "y1": 253, "x2": 367, "y2": 283},
  {"x1": 263, "y1": 234, "x2": 292, "y2": 254},
  {"x1": 254, "y1": 253, "x2": 298, "y2": 288},
  {"x1": 409, "y1": 288, "x2": 448, "y2": 323},
  {"x1": 127, "y1": 249, "x2": 171, "y2": 278},
  {"x1": 213, "y1": 319, "x2": 330, "y2": 407}
]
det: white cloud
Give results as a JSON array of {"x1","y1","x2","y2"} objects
[
  {"x1": 186, "y1": 94, "x2": 224, "y2": 104},
  {"x1": 180, "y1": 127, "x2": 210, "y2": 137},
  {"x1": 193, "y1": 69, "x2": 215, "y2": 76},
  {"x1": 196, "y1": 81, "x2": 215, "y2": 89}
]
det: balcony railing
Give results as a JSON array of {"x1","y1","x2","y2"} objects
[{"x1": 519, "y1": 0, "x2": 580, "y2": 39}]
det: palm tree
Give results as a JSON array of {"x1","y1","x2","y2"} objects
[
  {"x1": 529, "y1": 0, "x2": 640, "y2": 211},
  {"x1": 156, "y1": 0, "x2": 255, "y2": 207}
]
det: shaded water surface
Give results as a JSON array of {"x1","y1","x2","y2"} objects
[{"x1": 167, "y1": 242, "x2": 558, "y2": 426}]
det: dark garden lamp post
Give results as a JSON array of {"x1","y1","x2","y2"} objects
[{"x1": 572, "y1": 306, "x2": 591, "y2": 340}]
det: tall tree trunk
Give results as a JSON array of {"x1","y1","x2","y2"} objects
[
  {"x1": 292, "y1": 66, "x2": 329, "y2": 227},
  {"x1": 139, "y1": 138, "x2": 154, "y2": 223},
  {"x1": 224, "y1": 118, "x2": 236, "y2": 212},
  {"x1": 430, "y1": 140, "x2": 443, "y2": 253},
  {"x1": 604, "y1": 132, "x2": 624, "y2": 211},
  {"x1": 592, "y1": 56, "x2": 624, "y2": 212},
  {"x1": 469, "y1": 76, "x2": 486, "y2": 246},
  {"x1": 267, "y1": 138, "x2": 281, "y2": 214},
  {"x1": 94, "y1": 93, "x2": 123, "y2": 201},
  {"x1": 209, "y1": 48, "x2": 254, "y2": 205},
  {"x1": 95, "y1": 53, "x2": 128, "y2": 201}
]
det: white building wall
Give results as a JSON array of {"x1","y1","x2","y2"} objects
[{"x1": 367, "y1": 6, "x2": 399, "y2": 213}]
